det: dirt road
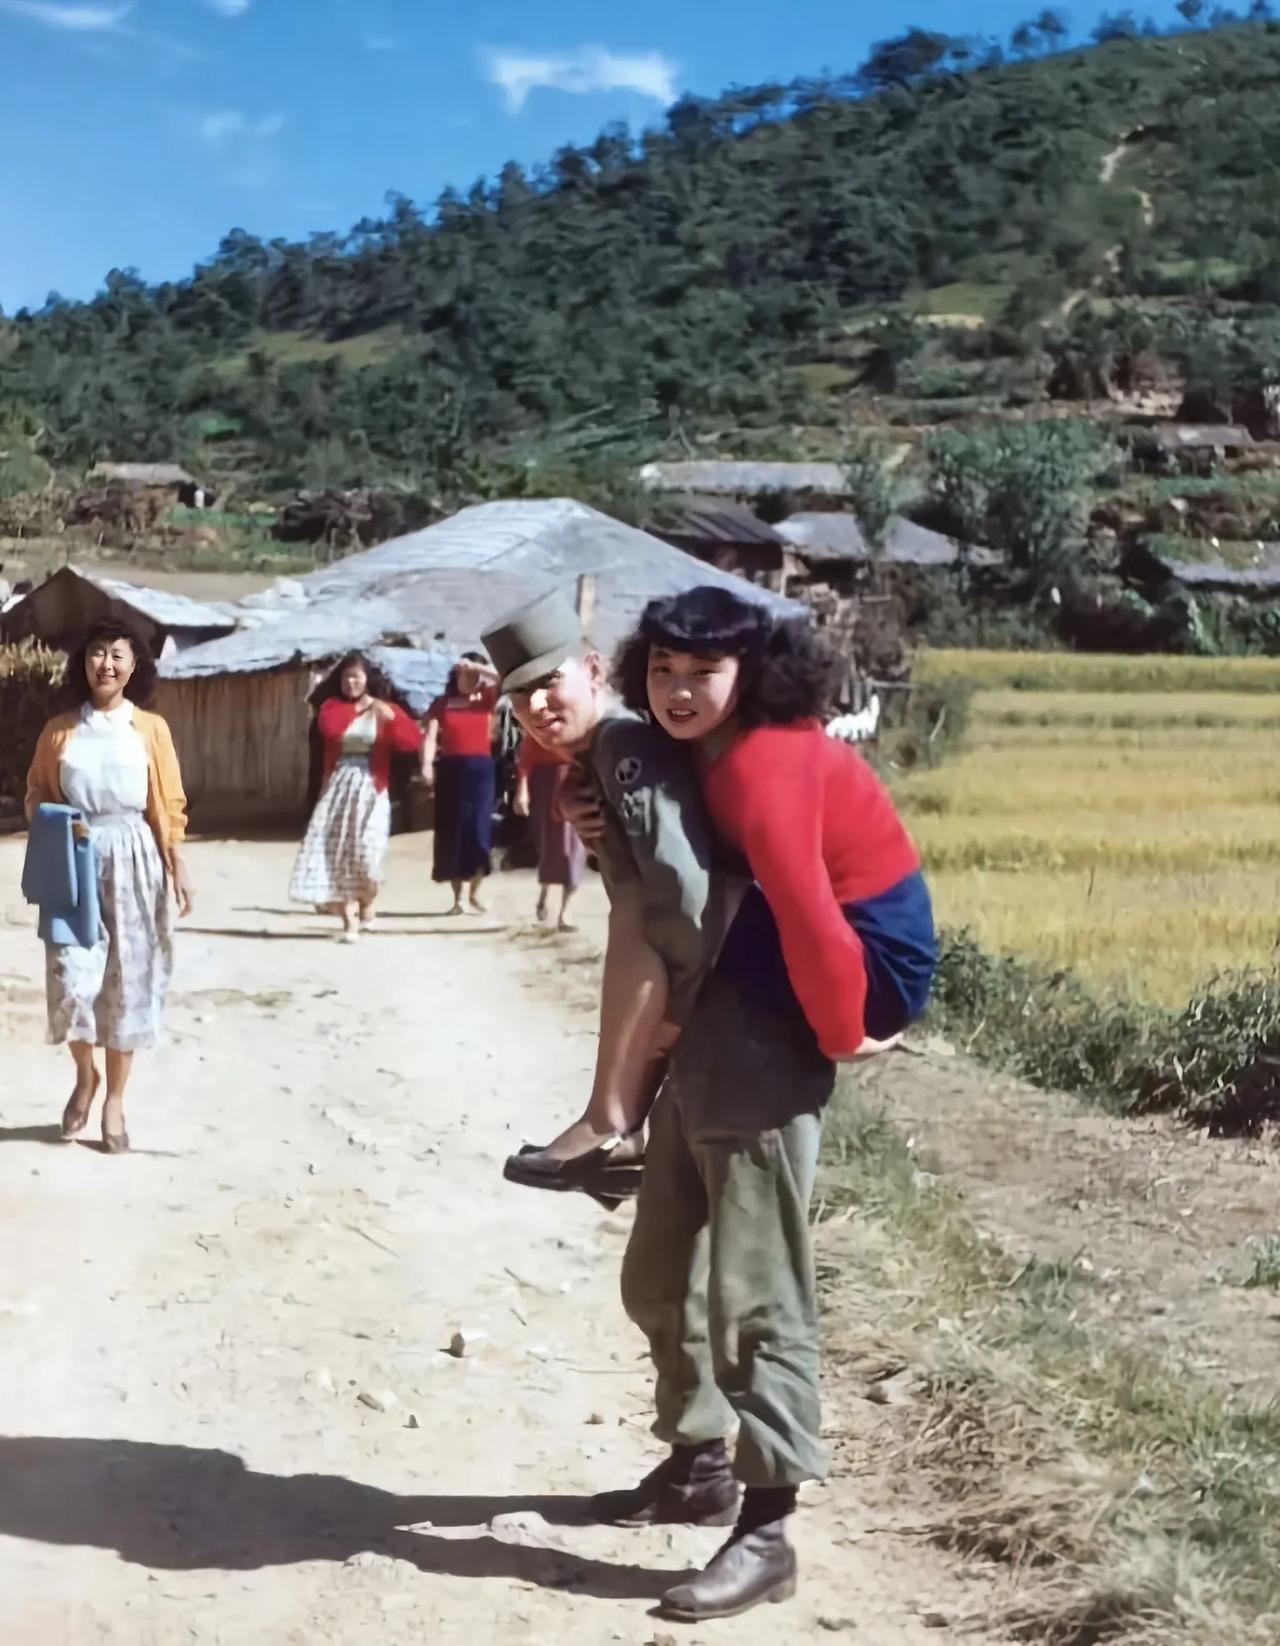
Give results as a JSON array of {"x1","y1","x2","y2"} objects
[{"x1": 0, "y1": 837, "x2": 977, "y2": 1645}]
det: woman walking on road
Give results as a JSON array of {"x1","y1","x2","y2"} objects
[
  {"x1": 513, "y1": 734, "x2": 586, "y2": 930},
  {"x1": 422, "y1": 652, "x2": 499, "y2": 915},
  {"x1": 290, "y1": 653, "x2": 423, "y2": 942},
  {"x1": 25, "y1": 619, "x2": 194, "y2": 1153}
]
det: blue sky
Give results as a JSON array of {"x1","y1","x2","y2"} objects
[{"x1": 1, "y1": 0, "x2": 1117, "y2": 312}]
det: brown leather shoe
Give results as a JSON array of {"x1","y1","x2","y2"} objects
[
  {"x1": 659, "y1": 1517, "x2": 798, "y2": 1621},
  {"x1": 590, "y1": 1442, "x2": 739, "y2": 1527}
]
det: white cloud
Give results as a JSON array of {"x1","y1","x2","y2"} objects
[
  {"x1": 484, "y1": 45, "x2": 678, "y2": 113},
  {"x1": 0, "y1": 1, "x2": 132, "y2": 31},
  {"x1": 195, "y1": 108, "x2": 284, "y2": 150},
  {"x1": 205, "y1": 0, "x2": 251, "y2": 14},
  {"x1": 363, "y1": 32, "x2": 395, "y2": 51}
]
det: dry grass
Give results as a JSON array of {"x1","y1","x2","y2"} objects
[
  {"x1": 914, "y1": 649, "x2": 1280, "y2": 694},
  {"x1": 895, "y1": 678, "x2": 1279, "y2": 1005},
  {"x1": 820, "y1": 1087, "x2": 1280, "y2": 1646}
]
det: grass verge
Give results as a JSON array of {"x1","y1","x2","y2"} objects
[
  {"x1": 926, "y1": 930, "x2": 1280, "y2": 1135},
  {"x1": 819, "y1": 1084, "x2": 1280, "y2": 1645}
]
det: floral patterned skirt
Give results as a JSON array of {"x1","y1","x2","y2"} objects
[{"x1": 45, "y1": 812, "x2": 174, "y2": 1052}]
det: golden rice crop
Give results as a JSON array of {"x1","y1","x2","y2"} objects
[
  {"x1": 913, "y1": 647, "x2": 1280, "y2": 694},
  {"x1": 971, "y1": 688, "x2": 1280, "y2": 729},
  {"x1": 896, "y1": 684, "x2": 1280, "y2": 1004}
]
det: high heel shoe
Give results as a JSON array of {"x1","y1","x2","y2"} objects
[{"x1": 503, "y1": 1132, "x2": 644, "y2": 1195}]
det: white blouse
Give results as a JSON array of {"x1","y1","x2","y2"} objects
[
  {"x1": 339, "y1": 707, "x2": 379, "y2": 759},
  {"x1": 59, "y1": 701, "x2": 150, "y2": 819}
]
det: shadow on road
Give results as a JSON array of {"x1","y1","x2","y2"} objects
[
  {"x1": 0, "y1": 1124, "x2": 65, "y2": 1146},
  {"x1": 0, "y1": 1436, "x2": 689, "y2": 1601}
]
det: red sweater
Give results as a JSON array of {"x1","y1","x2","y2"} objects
[
  {"x1": 316, "y1": 698, "x2": 423, "y2": 793},
  {"x1": 428, "y1": 688, "x2": 497, "y2": 759},
  {"x1": 701, "y1": 721, "x2": 921, "y2": 1058},
  {"x1": 517, "y1": 736, "x2": 573, "y2": 779}
]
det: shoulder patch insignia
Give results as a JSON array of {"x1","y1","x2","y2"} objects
[{"x1": 614, "y1": 755, "x2": 643, "y2": 788}]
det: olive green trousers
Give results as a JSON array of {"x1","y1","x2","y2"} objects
[{"x1": 620, "y1": 976, "x2": 835, "y2": 1486}]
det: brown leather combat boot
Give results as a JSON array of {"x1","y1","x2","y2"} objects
[
  {"x1": 589, "y1": 1441, "x2": 739, "y2": 1527},
  {"x1": 658, "y1": 1486, "x2": 798, "y2": 1621}
]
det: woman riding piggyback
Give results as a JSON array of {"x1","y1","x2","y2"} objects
[{"x1": 614, "y1": 586, "x2": 937, "y2": 1060}]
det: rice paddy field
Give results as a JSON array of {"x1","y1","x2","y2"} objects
[{"x1": 899, "y1": 650, "x2": 1280, "y2": 1007}]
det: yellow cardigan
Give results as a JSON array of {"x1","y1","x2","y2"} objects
[{"x1": 25, "y1": 706, "x2": 189, "y2": 872}]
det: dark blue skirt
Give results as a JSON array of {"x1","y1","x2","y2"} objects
[
  {"x1": 715, "y1": 869, "x2": 937, "y2": 1044},
  {"x1": 432, "y1": 756, "x2": 495, "y2": 882}
]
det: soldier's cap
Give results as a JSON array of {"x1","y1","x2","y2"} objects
[{"x1": 481, "y1": 588, "x2": 587, "y2": 695}]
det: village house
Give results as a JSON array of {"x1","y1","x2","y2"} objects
[
  {"x1": 87, "y1": 462, "x2": 215, "y2": 510},
  {"x1": 157, "y1": 497, "x2": 797, "y2": 828},
  {"x1": 0, "y1": 565, "x2": 238, "y2": 655}
]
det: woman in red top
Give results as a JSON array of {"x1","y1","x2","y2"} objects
[
  {"x1": 550, "y1": 587, "x2": 937, "y2": 1148},
  {"x1": 514, "y1": 734, "x2": 586, "y2": 930},
  {"x1": 423, "y1": 651, "x2": 500, "y2": 915},
  {"x1": 290, "y1": 652, "x2": 423, "y2": 942},
  {"x1": 617, "y1": 586, "x2": 936, "y2": 1061}
]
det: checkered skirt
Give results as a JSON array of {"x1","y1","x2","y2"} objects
[{"x1": 289, "y1": 760, "x2": 390, "y2": 907}]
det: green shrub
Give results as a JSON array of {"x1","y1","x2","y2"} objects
[{"x1": 929, "y1": 928, "x2": 1280, "y2": 1134}]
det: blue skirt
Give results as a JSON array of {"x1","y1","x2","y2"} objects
[
  {"x1": 432, "y1": 756, "x2": 495, "y2": 882},
  {"x1": 715, "y1": 869, "x2": 937, "y2": 1044}
]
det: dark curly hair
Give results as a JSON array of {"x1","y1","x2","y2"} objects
[
  {"x1": 613, "y1": 586, "x2": 837, "y2": 728},
  {"x1": 309, "y1": 651, "x2": 408, "y2": 712},
  {"x1": 445, "y1": 650, "x2": 490, "y2": 696},
  {"x1": 66, "y1": 617, "x2": 158, "y2": 707}
]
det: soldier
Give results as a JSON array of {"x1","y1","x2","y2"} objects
[
  {"x1": 482, "y1": 589, "x2": 826, "y2": 1623},
  {"x1": 482, "y1": 590, "x2": 740, "y2": 1195}
]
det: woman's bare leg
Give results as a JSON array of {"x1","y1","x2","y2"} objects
[
  {"x1": 557, "y1": 886, "x2": 577, "y2": 932},
  {"x1": 535, "y1": 884, "x2": 550, "y2": 923},
  {"x1": 62, "y1": 1041, "x2": 101, "y2": 1137},
  {"x1": 101, "y1": 1048, "x2": 134, "y2": 1150},
  {"x1": 448, "y1": 879, "x2": 464, "y2": 915},
  {"x1": 468, "y1": 872, "x2": 486, "y2": 913},
  {"x1": 358, "y1": 890, "x2": 378, "y2": 930},
  {"x1": 533, "y1": 891, "x2": 669, "y2": 1161}
]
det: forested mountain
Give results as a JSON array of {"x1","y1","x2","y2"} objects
[{"x1": 3, "y1": 16, "x2": 1280, "y2": 499}]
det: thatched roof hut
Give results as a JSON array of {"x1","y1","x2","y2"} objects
[
  {"x1": 88, "y1": 462, "x2": 201, "y2": 488},
  {"x1": 158, "y1": 497, "x2": 795, "y2": 827},
  {"x1": 638, "y1": 460, "x2": 853, "y2": 502},
  {"x1": 650, "y1": 501, "x2": 788, "y2": 583},
  {"x1": 777, "y1": 514, "x2": 1001, "y2": 570},
  {"x1": 1145, "y1": 539, "x2": 1280, "y2": 595},
  {"x1": 0, "y1": 565, "x2": 238, "y2": 654}
]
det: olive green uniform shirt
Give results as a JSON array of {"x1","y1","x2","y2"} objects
[{"x1": 582, "y1": 709, "x2": 738, "y2": 1026}]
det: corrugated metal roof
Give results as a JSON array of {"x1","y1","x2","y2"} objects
[
  {"x1": 777, "y1": 513, "x2": 1000, "y2": 568},
  {"x1": 638, "y1": 461, "x2": 852, "y2": 498},
  {"x1": 163, "y1": 498, "x2": 797, "y2": 682},
  {"x1": 0, "y1": 565, "x2": 238, "y2": 646}
]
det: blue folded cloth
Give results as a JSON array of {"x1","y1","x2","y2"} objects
[{"x1": 22, "y1": 802, "x2": 101, "y2": 949}]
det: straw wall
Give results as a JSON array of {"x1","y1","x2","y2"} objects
[
  {"x1": 155, "y1": 668, "x2": 313, "y2": 829},
  {"x1": 0, "y1": 645, "x2": 66, "y2": 818}
]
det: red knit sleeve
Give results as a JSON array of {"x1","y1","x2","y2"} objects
[
  {"x1": 719, "y1": 727, "x2": 867, "y2": 1058},
  {"x1": 316, "y1": 698, "x2": 353, "y2": 742},
  {"x1": 383, "y1": 704, "x2": 425, "y2": 755}
]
